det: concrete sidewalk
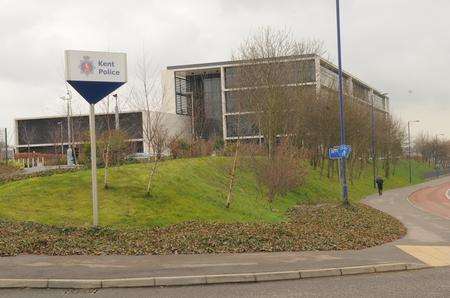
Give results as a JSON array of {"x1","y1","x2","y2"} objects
[{"x1": 0, "y1": 176, "x2": 449, "y2": 288}]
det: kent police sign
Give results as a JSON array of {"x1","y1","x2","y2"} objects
[
  {"x1": 65, "y1": 50, "x2": 127, "y2": 104},
  {"x1": 64, "y1": 50, "x2": 127, "y2": 227}
]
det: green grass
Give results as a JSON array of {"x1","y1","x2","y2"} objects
[{"x1": 0, "y1": 157, "x2": 432, "y2": 228}]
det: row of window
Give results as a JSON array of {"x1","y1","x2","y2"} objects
[
  {"x1": 224, "y1": 60, "x2": 316, "y2": 89},
  {"x1": 372, "y1": 93, "x2": 386, "y2": 110}
]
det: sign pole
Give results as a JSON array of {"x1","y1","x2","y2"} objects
[
  {"x1": 4, "y1": 128, "x2": 8, "y2": 165},
  {"x1": 335, "y1": 0, "x2": 349, "y2": 207},
  {"x1": 89, "y1": 103, "x2": 99, "y2": 227},
  {"x1": 65, "y1": 49, "x2": 127, "y2": 227}
]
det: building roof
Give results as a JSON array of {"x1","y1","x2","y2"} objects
[{"x1": 167, "y1": 54, "x2": 317, "y2": 70}]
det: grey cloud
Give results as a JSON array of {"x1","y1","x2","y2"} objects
[{"x1": 0, "y1": 0, "x2": 449, "y2": 141}]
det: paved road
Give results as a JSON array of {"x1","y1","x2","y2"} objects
[
  {"x1": 364, "y1": 176, "x2": 450, "y2": 245},
  {"x1": 1, "y1": 176, "x2": 449, "y2": 280},
  {"x1": 1, "y1": 267, "x2": 449, "y2": 297},
  {"x1": 409, "y1": 181, "x2": 450, "y2": 220}
]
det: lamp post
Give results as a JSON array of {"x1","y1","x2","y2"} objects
[
  {"x1": 335, "y1": 0, "x2": 349, "y2": 206},
  {"x1": 60, "y1": 89, "x2": 73, "y2": 162},
  {"x1": 57, "y1": 121, "x2": 64, "y2": 155},
  {"x1": 435, "y1": 133, "x2": 444, "y2": 177},
  {"x1": 407, "y1": 120, "x2": 420, "y2": 184},
  {"x1": 370, "y1": 92, "x2": 388, "y2": 188},
  {"x1": 371, "y1": 93, "x2": 376, "y2": 188}
]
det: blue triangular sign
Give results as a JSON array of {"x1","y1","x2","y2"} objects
[{"x1": 67, "y1": 80, "x2": 125, "y2": 105}]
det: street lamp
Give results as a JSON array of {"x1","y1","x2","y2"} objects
[
  {"x1": 57, "y1": 121, "x2": 64, "y2": 155},
  {"x1": 434, "y1": 133, "x2": 445, "y2": 177},
  {"x1": 371, "y1": 92, "x2": 388, "y2": 188},
  {"x1": 60, "y1": 89, "x2": 72, "y2": 151},
  {"x1": 407, "y1": 120, "x2": 420, "y2": 184},
  {"x1": 335, "y1": 0, "x2": 349, "y2": 206}
]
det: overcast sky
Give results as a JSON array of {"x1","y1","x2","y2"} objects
[{"x1": 1, "y1": 0, "x2": 449, "y2": 144}]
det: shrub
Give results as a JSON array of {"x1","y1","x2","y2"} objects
[
  {"x1": 251, "y1": 142, "x2": 308, "y2": 203},
  {"x1": 168, "y1": 137, "x2": 190, "y2": 159}
]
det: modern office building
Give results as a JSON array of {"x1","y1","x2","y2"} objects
[
  {"x1": 14, "y1": 111, "x2": 189, "y2": 154},
  {"x1": 15, "y1": 54, "x2": 389, "y2": 154},
  {"x1": 15, "y1": 111, "x2": 144, "y2": 154},
  {"x1": 162, "y1": 54, "x2": 389, "y2": 141}
]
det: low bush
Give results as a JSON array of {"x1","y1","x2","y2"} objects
[{"x1": 0, "y1": 204, "x2": 405, "y2": 256}]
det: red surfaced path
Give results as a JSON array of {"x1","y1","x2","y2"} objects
[{"x1": 409, "y1": 181, "x2": 450, "y2": 219}]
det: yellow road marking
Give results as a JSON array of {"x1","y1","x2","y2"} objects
[{"x1": 397, "y1": 245, "x2": 450, "y2": 267}]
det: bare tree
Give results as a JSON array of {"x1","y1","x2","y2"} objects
[
  {"x1": 129, "y1": 50, "x2": 169, "y2": 197},
  {"x1": 233, "y1": 27, "x2": 325, "y2": 160},
  {"x1": 100, "y1": 96, "x2": 113, "y2": 189},
  {"x1": 226, "y1": 28, "x2": 319, "y2": 204}
]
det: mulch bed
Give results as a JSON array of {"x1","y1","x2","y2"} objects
[{"x1": 0, "y1": 204, "x2": 405, "y2": 256}]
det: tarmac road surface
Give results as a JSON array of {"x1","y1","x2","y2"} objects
[{"x1": 0, "y1": 267, "x2": 449, "y2": 298}]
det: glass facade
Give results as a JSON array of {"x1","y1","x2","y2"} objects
[
  {"x1": 320, "y1": 66, "x2": 338, "y2": 90},
  {"x1": 181, "y1": 73, "x2": 223, "y2": 139},
  {"x1": 172, "y1": 57, "x2": 388, "y2": 141},
  {"x1": 225, "y1": 114, "x2": 260, "y2": 138},
  {"x1": 223, "y1": 59, "x2": 316, "y2": 139},
  {"x1": 372, "y1": 93, "x2": 385, "y2": 110},
  {"x1": 353, "y1": 81, "x2": 369, "y2": 101},
  {"x1": 319, "y1": 65, "x2": 352, "y2": 94},
  {"x1": 16, "y1": 112, "x2": 144, "y2": 153},
  {"x1": 175, "y1": 76, "x2": 191, "y2": 115},
  {"x1": 224, "y1": 59, "x2": 315, "y2": 89}
]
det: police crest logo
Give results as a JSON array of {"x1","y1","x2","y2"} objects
[{"x1": 79, "y1": 56, "x2": 94, "y2": 75}]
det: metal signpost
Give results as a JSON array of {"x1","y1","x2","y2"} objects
[
  {"x1": 65, "y1": 50, "x2": 127, "y2": 226},
  {"x1": 335, "y1": 0, "x2": 349, "y2": 206},
  {"x1": 329, "y1": 145, "x2": 352, "y2": 187}
]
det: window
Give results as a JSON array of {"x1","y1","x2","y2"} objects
[
  {"x1": 175, "y1": 75, "x2": 191, "y2": 115},
  {"x1": 224, "y1": 60, "x2": 315, "y2": 89},
  {"x1": 320, "y1": 66, "x2": 338, "y2": 90},
  {"x1": 226, "y1": 114, "x2": 260, "y2": 138},
  {"x1": 353, "y1": 81, "x2": 369, "y2": 101},
  {"x1": 373, "y1": 93, "x2": 385, "y2": 110}
]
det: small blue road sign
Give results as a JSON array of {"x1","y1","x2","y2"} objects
[
  {"x1": 329, "y1": 147, "x2": 341, "y2": 159},
  {"x1": 329, "y1": 145, "x2": 352, "y2": 160},
  {"x1": 339, "y1": 144, "x2": 352, "y2": 158}
]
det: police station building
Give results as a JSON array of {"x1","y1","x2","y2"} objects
[{"x1": 15, "y1": 54, "x2": 389, "y2": 154}]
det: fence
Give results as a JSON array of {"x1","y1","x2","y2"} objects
[
  {"x1": 0, "y1": 128, "x2": 7, "y2": 163},
  {"x1": 423, "y1": 167, "x2": 450, "y2": 180},
  {"x1": 15, "y1": 152, "x2": 65, "y2": 168}
]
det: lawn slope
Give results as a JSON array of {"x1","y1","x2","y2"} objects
[{"x1": 0, "y1": 157, "x2": 432, "y2": 228}]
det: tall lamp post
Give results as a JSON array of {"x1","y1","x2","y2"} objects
[
  {"x1": 371, "y1": 93, "x2": 376, "y2": 188},
  {"x1": 407, "y1": 120, "x2": 420, "y2": 184},
  {"x1": 60, "y1": 90, "x2": 72, "y2": 149},
  {"x1": 335, "y1": 0, "x2": 349, "y2": 206},
  {"x1": 370, "y1": 92, "x2": 388, "y2": 188},
  {"x1": 57, "y1": 121, "x2": 64, "y2": 155},
  {"x1": 435, "y1": 133, "x2": 445, "y2": 177}
]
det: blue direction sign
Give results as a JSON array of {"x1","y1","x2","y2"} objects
[
  {"x1": 329, "y1": 145, "x2": 352, "y2": 160},
  {"x1": 329, "y1": 147, "x2": 341, "y2": 159},
  {"x1": 339, "y1": 144, "x2": 352, "y2": 158}
]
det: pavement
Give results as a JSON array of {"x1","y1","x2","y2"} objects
[{"x1": 0, "y1": 175, "x2": 449, "y2": 288}]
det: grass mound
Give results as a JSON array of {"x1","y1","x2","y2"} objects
[
  {"x1": 0, "y1": 204, "x2": 405, "y2": 256},
  {"x1": 0, "y1": 157, "x2": 432, "y2": 228}
]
